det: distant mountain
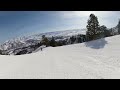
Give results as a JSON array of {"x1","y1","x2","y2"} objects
[{"x1": 0, "y1": 29, "x2": 86, "y2": 55}]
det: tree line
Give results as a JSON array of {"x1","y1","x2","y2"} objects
[
  {"x1": 39, "y1": 34, "x2": 87, "y2": 48},
  {"x1": 86, "y1": 14, "x2": 120, "y2": 41},
  {"x1": 39, "y1": 14, "x2": 120, "y2": 47}
]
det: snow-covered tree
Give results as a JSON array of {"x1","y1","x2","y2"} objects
[{"x1": 86, "y1": 14, "x2": 100, "y2": 41}]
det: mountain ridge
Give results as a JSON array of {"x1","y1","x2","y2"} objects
[{"x1": 0, "y1": 29, "x2": 86, "y2": 50}]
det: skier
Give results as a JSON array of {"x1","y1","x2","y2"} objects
[
  {"x1": 40, "y1": 45, "x2": 46, "y2": 51},
  {"x1": 40, "y1": 47, "x2": 43, "y2": 51}
]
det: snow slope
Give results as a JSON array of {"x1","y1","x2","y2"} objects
[{"x1": 0, "y1": 35, "x2": 120, "y2": 79}]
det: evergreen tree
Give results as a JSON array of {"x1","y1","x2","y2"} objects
[
  {"x1": 50, "y1": 36, "x2": 56, "y2": 47},
  {"x1": 100, "y1": 27, "x2": 111, "y2": 37},
  {"x1": 56, "y1": 41, "x2": 63, "y2": 46},
  {"x1": 0, "y1": 50, "x2": 2, "y2": 55},
  {"x1": 109, "y1": 28, "x2": 114, "y2": 36},
  {"x1": 41, "y1": 35, "x2": 50, "y2": 47},
  {"x1": 117, "y1": 19, "x2": 120, "y2": 34},
  {"x1": 86, "y1": 14, "x2": 100, "y2": 41},
  {"x1": 76, "y1": 35, "x2": 82, "y2": 43},
  {"x1": 70, "y1": 36, "x2": 76, "y2": 44},
  {"x1": 106, "y1": 30, "x2": 111, "y2": 37},
  {"x1": 83, "y1": 35, "x2": 87, "y2": 42},
  {"x1": 99, "y1": 25, "x2": 107, "y2": 38}
]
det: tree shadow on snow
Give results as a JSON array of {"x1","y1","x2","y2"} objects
[{"x1": 85, "y1": 38, "x2": 108, "y2": 49}]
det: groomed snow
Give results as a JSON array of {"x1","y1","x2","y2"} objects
[{"x1": 0, "y1": 35, "x2": 120, "y2": 79}]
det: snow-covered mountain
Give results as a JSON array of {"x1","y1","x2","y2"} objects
[
  {"x1": 0, "y1": 35, "x2": 120, "y2": 79},
  {"x1": 0, "y1": 29, "x2": 86, "y2": 52},
  {"x1": 0, "y1": 27, "x2": 118, "y2": 55}
]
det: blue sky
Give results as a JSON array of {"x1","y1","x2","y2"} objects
[{"x1": 0, "y1": 11, "x2": 120, "y2": 43}]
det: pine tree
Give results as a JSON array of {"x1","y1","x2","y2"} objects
[
  {"x1": 117, "y1": 19, "x2": 120, "y2": 34},
  {"x1": 76, "y1": 35, "x2": 82, "y2": 43},
  {"x1": 50, "y1": 36, "x2": 56, "y2": 47},
  {"x1": 0, "y1": 50, "x2": 2, "y2": 55},
  {"x1": 70, "y1": 36, "x2": 76, "y2": 44},
  {"x1": 56, "y1": 41, "x2": 63, "y2": 46},
  {"x1": 109, "y1": 28, "x2": 114, "y2": 36},
  {"x1": 41, "y1": 35, "x2": 50, "y2": 47},
  {"x1": 86, "y1": 14, "x2": 100, "y2": 41},
  {"x1": 99, "y1": 25, "x2": 107, "y2": 38}
]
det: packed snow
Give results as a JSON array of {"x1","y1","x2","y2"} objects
[{"x1": 0, "y1": 35, "x2": 120, "y2": 79}]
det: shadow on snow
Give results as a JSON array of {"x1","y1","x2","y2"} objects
[{"x1": 85, "y1": 38, "x2": 108, "y2": 49}]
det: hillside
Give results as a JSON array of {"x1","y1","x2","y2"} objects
[
  {"x1": 0, "y1": 35, "x2": 120, "y2": 79},
  {"x1": 0, "y1": 29, "x2": 86, "y2": 54}
]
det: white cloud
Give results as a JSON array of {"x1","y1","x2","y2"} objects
[
  {"x1": 57, "y1": 11, "x2": 120, "y2": 28},
  {"x1": 59, "y1": 11, "x2": 120, "y2": 19}
]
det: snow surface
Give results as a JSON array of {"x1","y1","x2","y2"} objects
[{"x1": 0, "y1": 35, "x2": 120, "y2": 79}]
